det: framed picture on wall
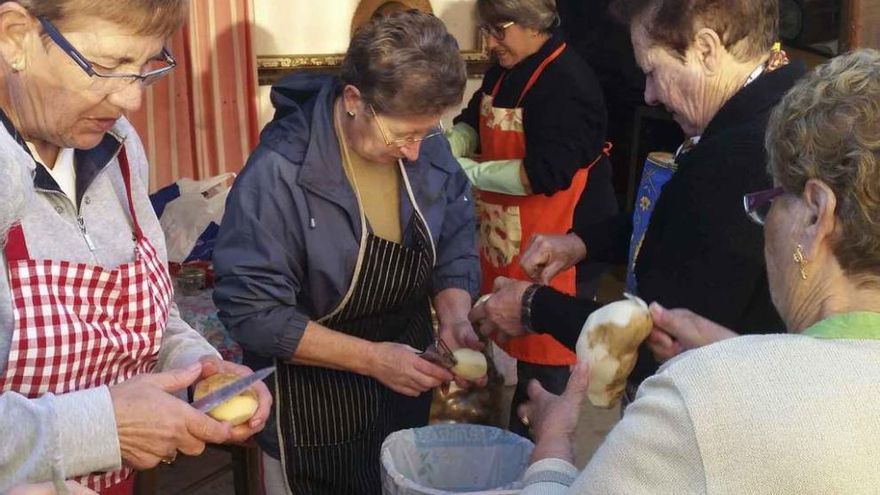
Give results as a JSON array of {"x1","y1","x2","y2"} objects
[{"x1": 255, "y1": 0, "x2": 490, "y2": 85}]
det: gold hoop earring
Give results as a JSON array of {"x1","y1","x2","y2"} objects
[{"x1": 793, "y1": 244, "x2": 808, "y2": 280}]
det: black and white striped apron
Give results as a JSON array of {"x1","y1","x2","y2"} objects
[{"x1": 275, "y1": 162, "x2": 437, "y2": 495}]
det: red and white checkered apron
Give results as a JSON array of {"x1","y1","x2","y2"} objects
[{"x1": 0, "y1": 149, "x2": 173, "y2": 495}]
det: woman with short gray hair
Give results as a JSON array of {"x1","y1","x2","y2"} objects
[
  {"x1": 213, "y1": 10, "x2": 482, "y2": 495},
  {"x1": 448, "y1": 0, "x2": 616, "y2": 438}
]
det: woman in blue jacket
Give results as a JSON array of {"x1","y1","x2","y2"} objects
[{"x1": 213, "y1": 11, "x2": 482, "y2": 495}]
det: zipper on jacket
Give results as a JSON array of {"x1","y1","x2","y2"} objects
[
  {"x1": 77, "y1": 214, "x2": 96, "y2": 251},
  {"x1": 34, "y1": 141, "x2": 124, "y2": 253}
]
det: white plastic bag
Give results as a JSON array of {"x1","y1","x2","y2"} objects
[
  {"x1": 156, "y1": 173, "x2": 234, "y2": 263},
  {"x1": 381, "y1": 424, "x2": 534, "y2": 495}
]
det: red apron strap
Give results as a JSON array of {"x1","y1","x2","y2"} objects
[
  {"x1": 585, "y1": 141, "x2": 613, "y2": 169},
  {"x1": 115, "y1": 148, "x2": 144, "y2": 240},
  {"x1": 516, "y1": 43, "x2": 567, "y2": 107},
  {"x1": 4, "y1": 223, "x2": 29, "y2": 261}
]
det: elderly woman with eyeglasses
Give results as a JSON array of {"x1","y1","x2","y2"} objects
[
  {"x1": 446, "y1": 0, "x2": 617, "y2": 438},
  {"x1": 511, "y1": 48, "x2": 880, "y2": 495},
  {"x1": 212, "y1": 10, "x2": 481, "y2": 495},
  {"x1": 0, "y1": 1, "x2": 272, "y2": 494}
]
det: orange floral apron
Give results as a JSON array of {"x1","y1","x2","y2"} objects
[{"x1": 477, "y1": 43, "x2": 607, "y2": 365}]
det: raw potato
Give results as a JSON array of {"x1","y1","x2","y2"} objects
[
  {"x1": 451, "y1": 348, "x2": 488, "y2": 380},
  {"x1": 576, "y1": 294, "x2": 653, "y2": 408},
  {"x1": 193, "y1": 373, "x2": 259, "y2": 426}
]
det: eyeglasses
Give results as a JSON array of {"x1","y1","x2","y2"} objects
[
  {"x1": 38, "y1": 16, "x2": 177, "y2": 92},
  {"x1": 479, "y1": 21, "x2": 516, "y2": 41},
  {"x1": 369, "y1": 105, "x2": 445, "y2": 148},
  {"x1": 743, "y1": 186, "x2": 785, "y2": 225}
]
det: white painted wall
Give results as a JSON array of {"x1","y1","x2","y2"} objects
[{"x1": 253, "y1": 0, "x2": 485, "y2": 129}]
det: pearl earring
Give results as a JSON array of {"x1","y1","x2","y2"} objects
[{"x1": 10, "y1": 59, "x2": 23, "y2": 72}]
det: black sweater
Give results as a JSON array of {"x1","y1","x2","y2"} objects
[
  {"x1": 531, "y1": 61, "x2": 806, "y2": 384},
  {"x1": 455, "y1": 32, "x2": 613, "y2": 202}
]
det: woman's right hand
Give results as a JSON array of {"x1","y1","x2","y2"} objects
[
  {"x1": 646, "y1": 303, "x2": 740, "y2": 362},
  {"x1": 520, "y1": 233, "x2": 587, "y2": 285},
  {"x1": 109, "y1": 363, "x2": 233, "y2": 469},
  {"x1": 367, "y1": 342, "x2": 454, "y2": 397}
]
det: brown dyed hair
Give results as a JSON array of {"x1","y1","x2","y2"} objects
[
  {"x1": 8, "y1": 0, "x2": 189, "y2": 37},
  {"x1": 767, "y1": 49, "x2": 880, "y2": 278},
  {"x1": 341, "y1": 9, "x2": 466, "y2": 117},
  {"x1": 610, "y1": 0, "x2": 778, "y2": 61}
]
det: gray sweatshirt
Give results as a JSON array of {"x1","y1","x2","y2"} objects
[{"x1": 0, "y1": 118, "x2": 219, "y2": 491}]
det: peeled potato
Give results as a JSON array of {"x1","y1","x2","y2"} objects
[
  {"x1": 451, "y1": 348, "x2": 488, "y2": 380},
  {"x1": 576, "y1": 294, "x2": 653, "y2": 408},
  {"x1": 193, "y1": 373, "x2": 259, "y2": 426}
]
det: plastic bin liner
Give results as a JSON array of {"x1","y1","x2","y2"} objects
[{"x1": 381, "y1": 424, "x2": 534, "y2": 495}]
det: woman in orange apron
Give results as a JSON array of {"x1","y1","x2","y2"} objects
[{"x1": 448, "y1": 0, "x2": 617, "y2": 436}]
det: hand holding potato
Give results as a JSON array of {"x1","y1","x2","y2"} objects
[
  {"x1": 195, "y1": 356, "x2": 272, "y2": 443},
  {"x1": 110, "y1": 363, "x2": 232, "y2": 470}
]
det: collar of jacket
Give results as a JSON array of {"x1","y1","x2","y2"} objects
[
  {"x1": 294, "y1": 77, "x2": 453, "y2": 222},
  {"x1": 0, "y1": 105, "x2": 125, "y2": 207},
  {"x1": 33, "y1": 131, "x2": 124, "y2": 204},
  {"x1": 701, "y1": 60, "x2": 807, "y2": 141}
]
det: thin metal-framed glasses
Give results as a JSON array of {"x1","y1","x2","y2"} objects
[
  {"x1": 38, "y1": 16, "x2": 177, "y2": 90},
  {"x1": 479, "y1": 21, "x2": 516, "y2": 41},
  {"x1": 369, "y1": 104, "x2": 445, "y2": 148},
  {"x1": 743, "y1": 186, "x2": 785, "y2": 226}
]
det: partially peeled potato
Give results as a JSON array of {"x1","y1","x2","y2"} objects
[
  {"x1": 193, "y1": 373, "x2": 259, "y2": 426},
  {"x1": 576, "y1": 294, "x2": 653, "y2": 408}
]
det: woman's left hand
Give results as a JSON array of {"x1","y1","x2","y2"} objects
[
  {"x1": 469, "y1": 277, "x2": 531, "y2": 342},
  {"x1": 519, "y1": 361, "x2": 590, "y2": 464},
  {"x1": 195, "y1": 356, "x2": 273, "y2": 443}
]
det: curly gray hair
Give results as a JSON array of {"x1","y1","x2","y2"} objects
[{"x1": 766, "y1": 48, "x2": 880, "y2": 277}]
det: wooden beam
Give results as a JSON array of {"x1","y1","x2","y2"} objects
[{"x1": 842, "y1": 0, "x2": 880, "y2": 50}]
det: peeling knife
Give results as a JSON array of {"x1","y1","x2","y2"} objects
[{"x1": 191, "y1": 366, "x2": 275, "y2": 413}]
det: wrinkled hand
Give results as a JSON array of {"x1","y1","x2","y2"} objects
[
  {"x1": 519, "y1": 361, "x2": 590, "y2": 464},
  {"x1": 8, "y1": 482, "x2": 97, "y2": 495},
  {"x1": 469, "y1": 277, "x2": 531, "y2": 343},
  {"x1": 520, "y1": 233, "x2": 587, "y2": 285},
  {"x1": 368, "y1": 342, "x2": 454, "y2": 397},
  {"x1": 110, "y1": 363, "x2": 233, "y2": 470},
  {"x1": 646, "y1": 303, "x2": 739, "y2": 362},
  {"x1": 196, "y1": 355, "x2": 272, "y2": 443}
]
